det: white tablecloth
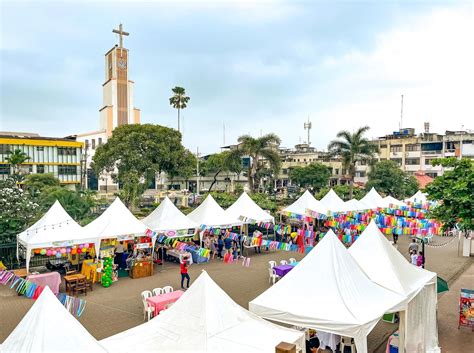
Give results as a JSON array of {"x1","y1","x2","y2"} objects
[
  {"x1": 316, "y1": 331, "x2": 340, "y2": 352},
  {"x1": 167, "y1": 249, "x2": 193, "y2": 264}
]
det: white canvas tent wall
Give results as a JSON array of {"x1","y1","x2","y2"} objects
[
  {"x1": 405, "y1": 190, "x2": 428, "y2": 203},
  {"x1": 101, "y1": 271, "x2": 305, "y2": 353},
  {"x1": 84, "y1": 198, "x2": 147, "y2": 255},
  {"x1": 225, "y1": 192, "x2": 274, "y2": 223},
  {"x1": 142, "y1": 196, "x2": 198, "y2": 233},
  {"x1": 281, "y1": 190, "x2": 328, "y2": 218},
  {"x1": 187, "y1": 194, "x2": 242, "y2": 228},
  {"x1": 383, "y1": 195, "x2": 407, "y2": 207},
  {"x1": 1, "y1": 286, "x2": 107, "y2": 353},
  {"x1": 349, "y1": 220, "x2": 439, "y2": 353},
  {"x1": 17, "y1": 201, "x2": 98, "y2": 272},
  {"x1": 319, "y1": 188, "x2": 348, "y2": 213},
  {"x1": 249, "y1": 230, "x2": 404, "y2": 353},
  {"x1": 358, "y1": 187, "x2": 386, "y2": 209}
]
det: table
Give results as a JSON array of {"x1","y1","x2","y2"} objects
[
  {"x1": 81, "y1": 260, "x2": 99, "y2": 283},
  {"x1": 12, "y1": 268, "x2": 29, "y2": 278},
  {"x1": 316, "y1": 331, "x2": 341, "y2": 352},
  {"x1": 147, "y1": 290, "x2": 184, "y2": 316},
  {"x1": 129, "y1": 259, "x2": 153, "y2": 279},
  {"x1": 64, "y1": 273, "x2": 86, "y2": 295},
  {"x1": 26, "y1": 272, "x2": 61, "y2": 295},
  {"x1": 273, "y1": 264, "x2": 294, "y2": 277},
  {"x1": 167, "y1": 249, "x2": 193, "y2": 264}
]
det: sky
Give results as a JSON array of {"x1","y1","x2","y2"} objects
[{"x1": 1, "y1": 0, "x2": 473, "y2": 155}]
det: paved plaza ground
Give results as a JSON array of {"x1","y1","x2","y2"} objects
[{"x1": 1, "y1": 233, "x2": 472, "y2": 351}]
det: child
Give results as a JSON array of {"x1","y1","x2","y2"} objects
[
  {"x1": 416, "y1": 251, "x2": 424, "y2": 267},
  {"x1": 410, "y1": 250, "x2": 418, "y2": 266}
]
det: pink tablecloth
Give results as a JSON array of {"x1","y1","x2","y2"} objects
[
  {"x1": 26, "y1": 272, "x2": 61, "y2": 295},
  {"x1": 147, "y1": 290, "x2": 184, "y2": 316}
]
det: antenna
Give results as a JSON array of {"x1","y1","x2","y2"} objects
[
  {"x1": 304, "y1": 116, "x2": 312, "y2": 145},
  {"x1": 400, "y1": 94, "x2": 404, "y2": 130}
]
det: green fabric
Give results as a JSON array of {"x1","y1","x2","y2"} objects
[{"x1": 437, "y1": 276, "x2": 449, "y2": 293}]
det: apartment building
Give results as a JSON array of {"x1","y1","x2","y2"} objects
[{"x1": 0, "y1": 132, "x2": 83, "y2": 187}]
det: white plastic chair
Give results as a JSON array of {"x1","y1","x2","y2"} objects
[
  {"x1": 268, "y1": 268, "x2": 280, "y2": 285},
  {"x1": 163, "y1": 285, "x2": 174, "y2": 294},
  {"x1": 141, "y1": 290, "x2": 153, "y2": 321},
  {"x1": 152, "y1": 287, "x2": 163, "y2": 296},
  {"x1": 289, "y1": 258, "x2": 296, "y2": 264},
  {"x1": 340, "y1": 336, "x2": 356, "y2": 353},
  {"x1": 280, "y1": 260, "x2": 288, "y2": 265},
  {"x1": 268, "y1": 260, "x2": 277, "y2": 268}
]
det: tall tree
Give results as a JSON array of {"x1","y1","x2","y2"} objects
[
  {"x1": 169, "y1": 86, "x2": 190, "y2": 133},
  {"x1": 289, "y1": 163, "x2": 331, "y2": 192},
  {"x1": 316, "y1": 184, "x2": 367, "y2": 201},
  {"x1": 6, "y1": 149, "x2": 30, "y2": 181},
  {"x1": 167, "y1": 150, "x2": 197, "y2": 191},
  {"x1": 232, "y1": 133, "x2": 281, "y2": 192},
  {"x1": 23, "y1": 173, "x2": 60, "y2": 197},
  {"x1": 365, "y1": 160, "x2": 419, "y2": 199},
  {"x1": 204, "y1": 151, "x2": 242, "y2": 192},
  {"x1": 328, "y1": 126, "x2": 377, "y2": 199},
  {"x1": 93, "y1": 124, "x2": 190, "y2": 208},
  {"x1": 425, "y1": 158, "x2": 474, "y2": 231}
]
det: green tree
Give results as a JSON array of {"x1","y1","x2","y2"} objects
[
  {"x1": 250, "y1": 192, "x2": 277, "y2": 213},
  {"x1": 316, "y1": 184, "x2": 366, "y2": 201},
  {"x1": 289, "y1": 163, "x2": 331, "y2": 192},
  {"x1": 167, "y1": 150, "x2": 197, "y2": 191},
  {"x1": 0, "y1": 178, "x2": 39, "y2": 244},
  {"x1": 204, "y1": 151, "x2": 242, "y2": 192},
  {"x1": 6, "y1": 149, "x2": 30, "y2": 181},
  {"x1": 425, "y1": 158, "x2": 474, "y2": 231},
  {"x1": 38, "y1": 186, "x2": 96, "y2": 222},
  {"x1": 169, "y1": 86, "x2": 190, "y2": 133},
  {"x1": 23, "y1": 173, "x2": 60, "y2": 197},
  {"x1": 93, "y1": 124, "x2": 189, "y2": 208},
  {"x1": 365, "y1": 160, "x2": 419, "y2": 199},
  {"x1": 328, "y1": 126, "x2": 377, "y2": 199},
  {"x1": 232, "y1": 133, "x2": 281, "y2": 192}
]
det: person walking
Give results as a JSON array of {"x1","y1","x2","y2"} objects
[
  {"x1": 180, "y1": 255, "x2": 191, "y2": 289},
  {"x1": 408, "y1": 238, "x2": 419, "y2": 256}
]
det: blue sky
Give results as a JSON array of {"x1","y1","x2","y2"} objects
[{"x1": 1, "y1": 0, "x2": 473, "y2": 154}]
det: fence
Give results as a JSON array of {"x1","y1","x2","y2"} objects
[{"x1": 0, "y1": 242, "x2": 18, "y2": 269}]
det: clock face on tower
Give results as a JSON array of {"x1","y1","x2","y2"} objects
[{"x1": 118, "y1": 59, "x2": 127, "y2": 70}]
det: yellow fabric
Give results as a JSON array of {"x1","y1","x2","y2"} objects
[
  {"x1": 81, "y1": 259, "x2": 98, "y2": 283},
  {"x1": 290, "y1": 232, "x2": 298, "y2": 239},
  {"x1": 0, "y1": 260, "x2": 6, "y2": 270}
]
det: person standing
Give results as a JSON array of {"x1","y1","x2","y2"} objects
[
  {"x1": 180, "y1": 255, "x2": 191, "y2": 289},
  {"x1": 114, "y1": 241, "x2": 125, "y2": 269},
  {"x1": 408, "y1": 238, "x2": 419, "y2": 256},
  {"x1": 416, "y1": 251, "x2": 424, "y2": 267}
]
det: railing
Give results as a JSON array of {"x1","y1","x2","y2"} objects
[{"x1": 0, "y1": 242, "x2": 18, "y2": 269}]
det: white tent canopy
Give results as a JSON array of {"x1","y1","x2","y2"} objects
[
  {"x1": 358, "y1": 187, "x2": 386, "y2": 209},
  {"x1": 17, "y1": 201, "x2": 97, "y2": 272},
  {"x1": 1, "y1": 286, "x2": 107, "y2": 353},
  {"x1": 84, "y1": 198, "x2": 147, "y2": 254},
  {"x1": 249, "y1": 230, "x2": 404, "y2": 353},
  {"x1": 349, "y1": 220, "x2": 439, "y2": 352},
  {"x1": 187, "y1": 194, "x2": 242, "y2": 228},
  {"x1": 101, "y1": 271, "x2": 305, "y2": 353},
  {"x1": 383, "y1": 195, "x2": 407, "y2": 207},
  {"x1": 319, "y1": 189, "x2": 348, "y2": 213},
  {"x1": 225, "y1": 192, "x2": 274, "y2": 223},
  {"x1": 405, "y1": 190, "x2": 428, "y2": 203},
  {"x1": 282, "y1": 190, "x2": 328, "y2": 217},
  {"x1": 344, "y1": 198, "x2": 365, "y2": 211},
  {"x1": 141, "y1": 196, "x2": 198, "y2": 233}
]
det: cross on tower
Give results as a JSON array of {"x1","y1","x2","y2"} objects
[{"x1": 112, "y1": 23, "x2": 129, "y2": 48}]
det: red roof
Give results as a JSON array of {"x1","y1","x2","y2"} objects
[{"x1": 414, "y1": 172, "x2": 433, "y2": 188}]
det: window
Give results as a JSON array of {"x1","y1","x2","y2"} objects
[
  {"x1": 406, "y1": 144, "x2": 420, "y2": 151},
  {"x1": 0, "y1": 145, "x2": 9, "y2": 154},
  {"x1": 91, "y1": 139, "x2": 96, "y2": 149},
  {"x1": 426, "y1": 172, "x2": 437, "y2": 178},
  {"x1": 58, "y1": 147, "x2": 76, "y2": 155},
  {"x1": 355, "y1": 171, "x2": 366, "y2": 177},
  {"x1": 282, "y1": 169, "x2": 288, "y2": 175},
  {"x1": 421, "y1": 142, "x2": 443, "y2": 152},
  {"x1": 390, "y1": 145, "x2": 403, "y2": 152},
  {"x1": 445, "y1": 141, "x2": 456, "y2": 151},
  {"x1": 37, "y1": 165, "x2": 45, "y2": 173},
  {"x1": 335, "y1": 169, "x2": 339, "y2": 175},
  {"x1": 85, "y1": 139, "x2": 89, "y2": 148},
  {"x1": 391, "y1": 158, "x2": 402, "y2": 166},
  {"x1": 425, "y1": 158, "x2": 434, "y2": 166},
  {"x1": 359, "y1": 160, "x2": 367, "y2": 166},
  {"x1": 36, "y1": 146, "x2": 44, "y2": 151},
  {"x1": 0, "y1": 165, "x2": 10, "y2": 175},
  {"x1": 98, "y1": 138, "x2": 103, "y2": 146},
  {"x1": 58, "y1": 165, "x2": 77, "y2": 175},
  {"x1": 405, "y1": 158, "x2": 420, "y2": 165}
]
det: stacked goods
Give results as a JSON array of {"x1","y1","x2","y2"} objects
[{"x1": 102, "y1": 257, "x2": 113, "y2": 288}]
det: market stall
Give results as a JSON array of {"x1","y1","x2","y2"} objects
[
  {"x1": 101, "y1": 271, "x2": 305, "y2": 353},
  {"x1": 225, "y1": 191, "x2": 275, "y2": 224},
  {"x1": 249, "y1": 230, "x2": 405, "y2": 353},
  {"x1": 358, "y1": 187, "x2": 386, "y2": 209},
  {"x1": 405, "y1": 190, "x2": 428, "y2": 203},
  {"x1": 17, "y1": 201, "x2": 99, "y2": 273},
  {"x1": 319, "y1": 188, "x2": 349, "y2": 213},
  {"x1": 281, "y1": 190, "x2": 328, "y2": 219},
  {"x1": 1, "y1": 286, "x2": 108, "y2": 353},
  {"x1": 349, "y1": 220, "x2": 439, "y2": 352}
]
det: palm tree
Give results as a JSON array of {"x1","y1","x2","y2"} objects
[
  {"x1": 328, "y1": 126, "x2": 378, "y2": 199},
  {"x1": 6, "y1": 149, "x2": 30, "y2": 181},
  {"x1": 169, "y1": 86, "x2": 190, "y2": 133},
  {"x1": 232, "y1": 133, "x2": 281, "y2": 192}
]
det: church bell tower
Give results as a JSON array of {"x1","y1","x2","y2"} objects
[{"x1": 100, "y1": 24, "x2": 140, "y2": 136}]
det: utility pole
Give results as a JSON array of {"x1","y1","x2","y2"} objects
[
  {"x1": 400, "y1": 94, "x2": 404, "y2": 130},
  {"x1": 196, "y1": 147, "x2": 200, "y2": 194},
  {"x1": 304, "y1": 116, "x2": 312, "y2": 145}
]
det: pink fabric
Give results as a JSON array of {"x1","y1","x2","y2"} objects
[
  {"x1": 26, "y1": 272, "x2": 61, "y2": 295},
  {"x1": 147, "y1": 290, "x2": 184, "y2": 316}
]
